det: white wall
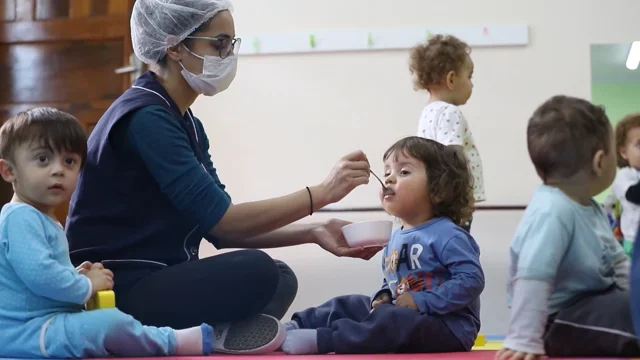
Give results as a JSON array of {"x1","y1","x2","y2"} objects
[
  {"x1": 192, "y1": 0, "x2": 640, "y2": 208},
  {"x1": 194, "y1": 0, "x2": 640, "y2": 336}
]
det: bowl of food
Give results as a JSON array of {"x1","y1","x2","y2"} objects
[{"x1": 341, "y1": 220, "x2": 393, "y2": 248}]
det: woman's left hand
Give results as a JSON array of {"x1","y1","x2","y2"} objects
[{"x1": 312, "y1": 219, "x2": 382, "y2": 259}]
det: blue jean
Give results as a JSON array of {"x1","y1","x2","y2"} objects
[{"x1": 292, "y1": 295, "x2": 464, "y2": 354}]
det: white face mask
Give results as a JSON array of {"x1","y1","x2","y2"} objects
[{"x1": 180, "y1": 45, "x2": 237, "y2": 96}]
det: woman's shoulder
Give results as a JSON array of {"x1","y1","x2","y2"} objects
[
  {"x1": 128, "y1": 104, "x2": 174, "y2": 122},
  {"x1": 123, "y1": 105, "x2": 185, "y2": 135}
]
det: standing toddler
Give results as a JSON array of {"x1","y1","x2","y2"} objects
[{"x1": 410, "y1": 34, "x2": 485, "y2": 232}]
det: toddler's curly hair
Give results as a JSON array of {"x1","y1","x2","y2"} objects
[
  {"x1": 409, "y1": 34, "x2": 471, "y2": 91},
  {"x1": 615, "y1": 113, "x2": 640, "y2": 168},
  {"x1": 383, "y1": 136, "x2": 474, "y2": 226}
]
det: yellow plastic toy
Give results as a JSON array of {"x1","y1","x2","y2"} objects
[
  {"x1": 472, "y1": 333, "x2": 504, "y2": 351},
  {"x1": 86, "y1": 290, "x2": 116, "y2": 310}
]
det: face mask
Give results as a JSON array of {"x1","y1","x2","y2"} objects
[{"x1": 180, "y1": 45, "x2": 237, "y2": 96}]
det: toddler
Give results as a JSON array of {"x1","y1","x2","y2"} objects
[
  {"x1": 0, "y1": 108, "x2": 284, "y2": 358},
  {"x1": 281, "y1": 136, "x2": 485, "y2": 354},
  {"x1": 410, "y1": 34, "x2": 485, "y2": 232},
  {"x1": 497, "y1": 96, "x2": 639, "y2": 360},
  {"x1": 612, "y1": 113, "x2": 640, "y2": 256}
]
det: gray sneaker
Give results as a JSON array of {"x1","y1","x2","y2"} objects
[{"x1": 212, "y1": 314, "x2": 285, "y2": 355}]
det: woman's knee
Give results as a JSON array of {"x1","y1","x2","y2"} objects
[
  {"x1": 242, "y1": 249, "x2": 279, "y2": 277},
  {"x1": 274, "y1": 260, "x2": 298, "y2": 301}
]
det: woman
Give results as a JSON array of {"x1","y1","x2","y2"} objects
[{"x1": 65, "y1": 0, "x2": 379, "y2": 354}]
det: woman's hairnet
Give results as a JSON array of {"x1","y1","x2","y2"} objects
[{"x1": 131, "y1": 0, "x2": 233, "y2": 64}]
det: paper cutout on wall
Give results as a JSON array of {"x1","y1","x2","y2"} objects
[
  {"x1": 238, "y1": 24, "x2": 528, "y2": 56},
  {"x1": 367, "y1": 32, "x2": 374, "y2": 48},
  {"x1": 252, "y1": 37, "x2": 261, "y2": 53},
  {"x1": 426, "y1": 30, "x2": 434, "y2": 40},
  {"x1": 309, "y1": 34, "x2": 316, "y2": 49}
]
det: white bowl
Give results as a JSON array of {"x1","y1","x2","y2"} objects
[{"x1": 341, "y1": 220, "x2": 393, "y2": 248}]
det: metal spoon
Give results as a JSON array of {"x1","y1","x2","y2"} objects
[{"x1": 370, "y1": 170, "x2": 394, "y2": 195}]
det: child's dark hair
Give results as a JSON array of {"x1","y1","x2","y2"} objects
[
  {"x1": 383, "y1": 136, "x2": 474, "y2": 226},
  {"x1": 0, "y1": 107, "x2": 87, "y2": 166},
  {"x1": 527, "y1": 95, "x2": 611, "y2": 182},
  {"x1": 615, "y1": 113, "x2": 640, "y2": 168},
  {"x1": 409, "y1": 34, "x2": 471, "y2": 91}
]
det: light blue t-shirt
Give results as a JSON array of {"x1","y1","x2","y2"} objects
[
  {"x1": 0, "y1": 203, "x2": 91, "y2": 351},
  {"x1": 507, "y1": 185, "x2": 627, "y2": 313}
]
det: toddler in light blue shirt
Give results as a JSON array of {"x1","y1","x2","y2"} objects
[
  {"x1": 497, "y1": 96, "x2": 638, "y2": 360},
  {"x1": 0, "y1": 107, "x2": 283, "y2": 358}
]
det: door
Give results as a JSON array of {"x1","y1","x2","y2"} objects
[{"x1": 0, "y1": 0, "x2": 141, "y2": 224}]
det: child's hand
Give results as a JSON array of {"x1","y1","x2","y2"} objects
[
  {"x1": 75, "y1": 261, "x2": 93, "y2": 275},
  {"x1": 395, "y1": 292, "x2": 419, "y2": 311},
  {"x1": 371, "y1": 292, "x2": 392, "y2": 309},
  {"x1": 495, "y1": 347, "x2": 543, "y2": 360},
  {"x1": 86, "y1": 263, "x2": 114, "y2": 293}
]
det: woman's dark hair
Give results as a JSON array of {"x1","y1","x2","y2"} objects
[{"x1": 383, "y1": 136, "x2": 474, "y2": 226}]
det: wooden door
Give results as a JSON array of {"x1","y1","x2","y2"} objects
[{"x1": 0, "y1": 0, "x2": 137, "y2": 224}]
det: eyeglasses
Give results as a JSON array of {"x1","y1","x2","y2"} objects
[{"x1": 186, "y1": 36, "x2": 242, "y2": 59}]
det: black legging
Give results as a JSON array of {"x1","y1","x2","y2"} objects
[{"x1": 110, "y1": 250, "x2": 298, "y2": 328}]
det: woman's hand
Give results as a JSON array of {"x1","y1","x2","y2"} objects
[
  {"x1": 316, "y1": 150, "x2": 371, "y2": 205},
  {"x1": 312, "y1": 219, "x2": 382, "y2": 259}
]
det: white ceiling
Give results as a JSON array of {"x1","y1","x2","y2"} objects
[{"x1": 590, "y1": 43, "x2": 640, "y2": 84}]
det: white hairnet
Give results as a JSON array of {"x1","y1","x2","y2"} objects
[{"x1": 131, "y1": 0, "x2": 233, "y2": 64}]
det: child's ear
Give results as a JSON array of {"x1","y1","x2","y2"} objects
[
  {"x1": 0, "y1": 159, "x2": 16, "y2": 183},
  {"x1": 592, "y1": 149, "x2": 606, "y2": 176},
  {"x1": 445, "y1": 71, "x2": 456, "y2": 90},
  {"x1": 620, "y1": 146, "x2": 629, "y2": 161}
]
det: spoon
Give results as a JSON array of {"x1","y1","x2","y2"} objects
[{"x1": 370, "y1": 170, "x2": 394, "y2": 196}]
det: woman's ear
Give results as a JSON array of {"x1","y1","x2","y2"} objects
[
  {"x1": 0, "y1": 159, "x2": 16, "y2": 183},
  {"x1": 165, "y1": 44, "x2": 183, "y2": 63}
]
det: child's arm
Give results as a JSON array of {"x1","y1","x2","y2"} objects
[
  {"x1": 502, "y1": 212, "x2": 572, "y2": 356},
  {"x1": 370, "y1": 278, "x2": 393, "y2": 309},
  {"x1": 409, "y1": 234, "x2": 484, "y2": 314},
  {"x1": 4, "y1": 208, "x2": 92, "y2": 304},
  {"x1": 614, "y1": 256, "x2": 630, "y2": 290},
  {"x1": 371, "y1": 278, "x2": 392, "y2": 301},
  {"x1": 502, "y1": 279, "x2": 551, "y2": 355},
  {"x1": 370, "y1": 247, "x2": 392, "y2": 306}
]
